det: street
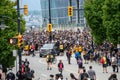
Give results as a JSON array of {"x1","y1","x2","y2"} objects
[{"x1": 13, "y1": 51, "x2": 120, "y2": 80}]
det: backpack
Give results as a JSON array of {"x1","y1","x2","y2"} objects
[
  {"x1": 111, "y1": 57, "x2": 117, "y2": 65},
  {"x1": 81, "y1": 73, "x2": 89, "y2": 80},
  {"x1": 25, "y1": 61, "x2": 29, "y2": 67},
  {"x1": 100, "y1": 58, "x2": 104, "y2": 64},
  {"x1": 26, "y1": 72, "x2": 33, "y2": 79},
  {"x1": 7, "y1": 72, "x2": 15, "y2": 80}
]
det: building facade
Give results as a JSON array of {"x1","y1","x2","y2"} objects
[{"x1": 40, "y1": 0, "x2": 86, "y2": 27}]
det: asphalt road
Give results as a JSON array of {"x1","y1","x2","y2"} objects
[{"x1": 13, "y1": 52, "x2": 120, "y2": 80}]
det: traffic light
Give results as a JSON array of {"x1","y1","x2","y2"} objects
[
  {"x1": 24, "y1": 5, "x2": 28, "y2": 15},
  {"x1": 47, "y1": 24, "x2": 52, "y2": 32},
  {"x1": 9, "y1": 38, "x2": 17, "y2": 44},
  {"x1": 68, "y1": 6, "x2": 73, "y2": 16},
  {"x1": 18, "y1": 33, "x2": 23, "y2": 48}
]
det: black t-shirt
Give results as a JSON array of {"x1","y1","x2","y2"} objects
[
  {"x1": 6, "y1": 72, "x2": 15, "y2": 80},
  {"x1": 24, "y1": 61, "x2": 29, "y2": 67},
  {"x1": 81, "y1": 73, "x2": 89, "y2": 80}
]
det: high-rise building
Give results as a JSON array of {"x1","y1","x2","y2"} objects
[{"x1": 40, "y1": 0, "x2": 86, "y2": 27}]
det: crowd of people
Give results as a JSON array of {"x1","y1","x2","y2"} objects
[
  {"x1": 23, "y1": 27, "x2": 120, "y2": 80},
  {"x1": 0, "y1": 27, "x2": 120, "y2": 80},
  {"x1": 0, "y1": 58, "x2": 34, "y2": 80}
]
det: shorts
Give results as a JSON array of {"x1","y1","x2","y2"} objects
[
  {"x1": 78, "y1": 64, "x2": 83, "y2": 68},
  {"x1": 83, "y1": 55, "x2": 86, "y2": 60},
  {"x1": 60, "y1": 49, "x2": 64, "y2": 52},
  {"x1": 47, "y1": 60, "x2": 52, "y2": 63},
  {"x1": 103, "y1": 64, "x2": 107, "y2": 67}
]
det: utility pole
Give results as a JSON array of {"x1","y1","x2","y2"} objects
[{"x1": 17, "y1": 0, "x2": 22, "y2": 79}]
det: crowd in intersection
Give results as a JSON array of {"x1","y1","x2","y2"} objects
[{"x1": 0, "y1": 27, "x2": 120, "y2": 80}]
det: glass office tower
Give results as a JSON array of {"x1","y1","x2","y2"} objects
[{"x1": 40, "y1": 0, "x2": 86, "y2": 27}]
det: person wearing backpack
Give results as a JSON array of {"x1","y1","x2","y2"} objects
[
  {"x1": 24, "y1": 58, "x2": 30, "y2": 72},
  {"x1": 111, "y1": 55, "x2": 118, "y2": 73},
  {"x1": 25, "y1": 68, "x2": 34, "y2": 80},
  {"x1": 100, "y1": 54, "x2": 108, "y2": 73},
  {"x1": 80, "y1": 69, "x2": 89, "y2": 80},
  {"x1": 6, "y1": 70, "x2": 15, "y2": 80}
]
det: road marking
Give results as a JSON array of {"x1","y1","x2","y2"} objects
[
  {"x1": 39, "y1": 59, "x2": 78, "y2": 75},
  {"x1": 41, "y1": 73, "x2": 47, "y2": 77}
]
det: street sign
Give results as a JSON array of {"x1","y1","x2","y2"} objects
[{"x1": 13, "y1": 50, "x2": 17, "y2": 57}]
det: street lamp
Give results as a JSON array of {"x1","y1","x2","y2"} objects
[{"x1": 0, "y1": 20, "x2": 8, "y2": 30}]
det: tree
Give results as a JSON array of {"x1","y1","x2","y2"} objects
[
  {"x1": 0, "y1": 0, "x2": 25, "y2": 67},
  {"x1": 102, "y1": 0, "x2": 120, "y2": 46},
  {"x1": 84, "y1": 0, "x2": 106, "y2": 45}
]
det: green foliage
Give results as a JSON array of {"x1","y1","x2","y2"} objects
[
  {"x1": 102, "y1": 0, "x2": 120, "y2": 46},
  {"x1": 84, "y1": 0, "x2": 106, "y2": 45},
  {"x1": 84, "y1": 0, "x2": 120, "y2": 46},
  {"x1": 0, "y1": 0, "x2": 25, "y2": 68}
]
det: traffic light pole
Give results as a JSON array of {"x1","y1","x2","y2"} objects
[
  {"x1": 69, "y1": 0, "x2": 72, "y2": 23},
  {"x1": 76, "y1": 0, "x2": 80, "y2": 25},
  {"x1": 17, "y1": 0, "x2": 22, "y2": 79},
  {"x1": 48, "y1": 0, "x2": 52, "y2": 42}
]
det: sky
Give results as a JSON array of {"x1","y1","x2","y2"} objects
[{"x1": 13, "y1": 0, "x2": 41, "y2": 11}]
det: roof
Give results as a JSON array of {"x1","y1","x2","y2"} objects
[{"x1": 41, "y1": 43, "x2": 54, "y2": 50}]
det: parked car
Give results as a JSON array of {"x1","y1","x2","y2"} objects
[{"x1": 39, "y1": 43, "x2": 59, "y2": 57}]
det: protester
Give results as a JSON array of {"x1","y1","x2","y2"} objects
[
  {"x1": 25, "y1": 68, "x2": 34, "y2": 80},
  {"x1": 70, "y1": 73, "x2": 78, "y2": 80},
  {"x1": 58, "y1": 60, "x2": 64, "y2": 74},
  {"x1": 83, "y1": 49, "x2": 89, "y2": 64},
  {"x1": 46, "y1": 53, "x2": 54, "y2": 70},
  {"x1": 100, "y1": 54, "x2": 108, "y2": 73},
  {"x1": 80, "y1": 69, "x2": 89, "y2": 80},
  {"x1": 49, "y1": 74, "x2": 54, "y2": 80},
  {"x1": 111, "y1": 54, "x2": 119, "y2": 73},
  {"x1": 30, "y1": 43, "x2": 35, "y2": 57},
  {"x1": 88, "y1": 66, "x2": 96, "y2": 80},
  {"x1": 24, "y1": 58, "x2": 30, "y2": 72},
  {"x1": 6, "y1": 70, "x2": 15, "y2": 80},
  {"x1": 108, "y1": 73, "x2": 118, "y2": 80},
  {"x1": 77, "y1": 56, "x2": 83, "y2": 74},
  {"x1": 66, "y1": 50, "x2": 72, "y2": 64}
]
